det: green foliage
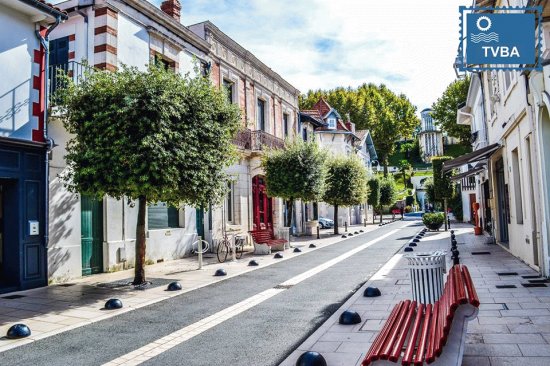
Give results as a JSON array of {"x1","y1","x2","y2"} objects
[
  {"x1": 424, "y1": 178, "x2": 435, "y2": 204},
  {"x1": 449, "y1": 189, "x2": 463, "y2": 221},
  {"x1": 443, "y1": 143, "x2": 472, "y2": 158},
  {"x1": 367, "y1": 178, "x2": 380, "y2": 207},
  {"x1": 432, "y1": 156, "x2": 454, "y2": 201},
  {"x1": 57, "y1": 63, "x2": 241, "y2": 207},
  {"x1": 404, "y1": 205, "x2": 413, "y2": 213},
  {"x1": 422, "y1": 212, "x2": 445, "y2": 226},
  {"x1": 431, "y1": 77, "x2": 471, "y2": 144},
  {"x1": 300, "y1": 84, "x2": 419, "y2": 174},
  {"x1": 262, "y1": 140, "x2": 326, "y2": 202},
  {"x1": 379, "y1": 176, "x2": 397, "y2": 206},
  {"x1": 322, "y1": 155, "x2": 368, "y2": 207}
]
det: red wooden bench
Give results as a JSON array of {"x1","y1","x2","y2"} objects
[
  {"x1": 362, "y1": 264, "x2": 479, "y2": 366},
  {"x1": 249, "y1": 230, "x2": 287, "y2": 253}
]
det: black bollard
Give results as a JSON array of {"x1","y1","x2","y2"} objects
[
  {"x1": 295, "y1": 351, "x2": 327, "y2": 366},
  {"x1": 345, "y1": 222, "x2": 348, "y2": 232},
  {"x1": 316, "y1": 226, "x2": 320, "y2": 239}
]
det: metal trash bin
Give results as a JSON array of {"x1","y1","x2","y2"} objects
[{"x1": 405, "y1": 250, "x2": 446, "y2": 304}]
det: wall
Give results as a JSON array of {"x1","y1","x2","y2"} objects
[{"x1": 0, "y1": 8, "x2": 37, "y2": 140}]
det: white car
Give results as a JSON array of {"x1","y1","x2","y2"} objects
[{"x1": 318, "y1": 217, "x2": 334, "y2": 229}]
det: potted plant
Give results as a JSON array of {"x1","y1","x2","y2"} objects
[{"x1": 422, "y1": 212, "x2": 445, "y2": 231}]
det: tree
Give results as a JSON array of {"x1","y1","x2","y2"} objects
[
  {"x1": 379, "y1": 176, "x2": 397, "y2": 223},
  {"x1": 300, "y1": 84, "x2": 419, "y2": 176},
  {"x1": 57, "y1": 64, "x2": 241, "y2": 285},
  {"x1": 432, "y1": 156, "x2": 454, "y2": 231},
  {"x1": 397, "y1": 159, "x2": 411, "y2": 189},
  {"x1": 431, "y1": 77, "x2": 471, "y2": 144},
  {"x1": 424, "y1": 178, "x2": 435, "y2": 209},
  {"x1": 322, "y1": 156, "x2": 368, "y2": 234},
  {"x1": 367, "y1": 178, "x2": 380, "y2": 224},
  {"x1": 262, "y1": 140, "x2": 326, "y2": 228}
]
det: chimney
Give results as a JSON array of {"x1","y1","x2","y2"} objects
[
  {"x1": 345, "y1": 113, "x2": 355, "y2": 133},
  {"x1": 161, "y1": 0, "x2": 181, "y2": 22}
]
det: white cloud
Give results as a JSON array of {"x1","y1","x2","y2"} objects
[{"x1": 156, "y1": 1, "x2": 468, "y2": 110}]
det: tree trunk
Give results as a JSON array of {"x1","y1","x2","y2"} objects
[
  {"x1": 286, "y1": 199, "x2": 294, "y2": 228},
  {"x1": 444, "y1": 198, "x2": 448, "y2": 231},
  {"x1": 380, "y1": 205, "x2": 383, "y2": 224},
  {"x1": 333, "y1": 204, "x2": 339, "y2": 235},
  {"x1": 383, "y1": 153, "x2": 389, "y2": 177},
  {"x1": 373, "y1": 206, "x2": 375, "y2": 225},
  {"x1": 133, "y1": 195, "x2": 147, "y2": 285}
]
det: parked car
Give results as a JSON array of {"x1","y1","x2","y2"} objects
[{"x1": 318, "y1": 217, "x2": 334, "y2": 229}]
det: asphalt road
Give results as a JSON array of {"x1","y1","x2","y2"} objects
[{"x1": 0, "y1": 221, "x2": 422, "y2": 366}]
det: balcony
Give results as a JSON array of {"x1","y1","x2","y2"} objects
[
  {"x1": 49, "y1": 61, "x2": 91, "y2": 103},
  {"x1": 233, "y1": 129, "x2": 284, "y2": 152}
]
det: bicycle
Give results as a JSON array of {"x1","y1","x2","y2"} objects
[{"x1": 217, "y1": 233, "x2": 244, "y2": 262}]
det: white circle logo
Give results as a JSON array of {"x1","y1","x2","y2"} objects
[{"x1": 476, "y1": 16, "x2": 492, "y2": 31}]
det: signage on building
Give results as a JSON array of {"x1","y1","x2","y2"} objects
[{"x1": 457, "y1": 6, "x2": 542, "y2": 71}]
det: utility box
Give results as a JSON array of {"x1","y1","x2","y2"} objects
[{"x1": 28, "y1": 220, "x2": 39, "y2": 236}]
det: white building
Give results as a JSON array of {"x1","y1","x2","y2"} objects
[
  {"x1": 446, "y1": 0, "x2": 550, "y2": 276},
  {"x1": 418, "y1": 108, "x2": 443, "y2": 162},
  {"x1": 301, "y1": 99, "x2": 377, "y2": 227},
  {"x1": 0, "y1": 0, "x2": 67, "y2": 292}
]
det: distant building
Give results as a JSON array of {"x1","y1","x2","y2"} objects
[{"x1": 418, "y1": 108, "x2": 443, "y2": 162}]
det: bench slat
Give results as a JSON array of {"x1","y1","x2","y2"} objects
[
  {"x1": 461, "y1": 266, "x2": 480, "y2": 307},
  {"x1": 363, "y1": 302, "x2": 405, "y2": 365},
  {"x1": 381, "y1": 300, "x2": 413, "y2": 359},
  {"x1": 401, "y1": 303, "x2": 424, "y2": 365},
  {"x1": 412, "y1": 303, "x2": 432, "y2": 366},
  {"x1": 453, "y1": 266, "x2": 468, "y2": 304},
  {"x1": 425, "y1": 300, "x2": 439, "y2": 363},
  {"x1": 390, "y1": 301, "x2": 417, "y2": 362}
]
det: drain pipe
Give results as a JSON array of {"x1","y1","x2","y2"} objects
[{"x1": 35, "y1": 15, "x2": 63, "y2": 253}]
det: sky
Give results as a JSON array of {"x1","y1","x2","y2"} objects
[{"x1": 103, "y1": 0, "x2": 469, "y2": 111}]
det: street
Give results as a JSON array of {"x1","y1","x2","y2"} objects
[{"x1": 0, "y1": 221, "x2": 418, "y2": 366}]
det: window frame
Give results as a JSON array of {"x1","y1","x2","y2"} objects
[
  {"x1": 226, "y1": 181, "x2": 234, "y2": 224},
  {"x1": 257, "y1": 98, "x2": 266, "y2": 131}
]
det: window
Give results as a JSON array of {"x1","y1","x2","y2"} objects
[
  {"x1": 283, "y1": 113, "x2": 289, "y2": 137},
  {"x1": 226, "y1": 181, "x2": 234, "y2": 223},
  {"x1": 148, "y1": 202, "x2": 180, "y2": 229},
  {"x1": 302, "y1": 127, "x2": 308, "y2": 141},
  {"x1": 223, "y1": 79, "x2": 234, "y2": 104},
  {"x1": 153, "y1": 54, "x2": 176, "y2": 71},
  {"x1": 257, "y1": 99, "x2": 266, "y2": 131},
  {"x1": 511, "y1": 149, "x2": 523, "y2": 224},
  {"x1": 327, "y1": 117, "x2": 336, "y2": 129}
]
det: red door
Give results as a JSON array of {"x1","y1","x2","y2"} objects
[{"x1": 252, "y1": 175, "x2": 273, "y2": 231}]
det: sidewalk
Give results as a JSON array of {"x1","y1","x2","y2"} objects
[
  {"x1": 281, "y1": 223, "x2": 550, "y2": 366},
  {"x1": 0, "y1": 223, "x2": 379, "y2": 353}
]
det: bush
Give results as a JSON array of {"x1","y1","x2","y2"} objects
[
  {"x1": 405, "y1": 195, "x2": 414, "y2": 206},
  {"x1": 422, "y1": 212, "x2": 445, "y2": 226},
  {"x1": 379, "y1": 176, "x2": 397, "y2": 206},
  {"x1": 404, "y1": 205, "x2": 413, "y2": 213}
]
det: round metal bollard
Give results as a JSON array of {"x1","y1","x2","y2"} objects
[
  {"x1": 364, "y1": 287, "x2": 381, "y2": 297},
  {"x1": 296, "y1": 351, "x2": 327, "y2": 366},
  {"x1": 167, "y1": 282, "x2": 182, "y2": 291},
  {"x1": 294, "y1": 247, "x2": 302, "y2": 253},
  {"x1": 309, "y1": 243, "x2": 317, "y2": 248},
  {"x1": 341, "y1": 235, "x2": 347, "y2": 238},
  {"x1": 7, "y1": 324, "x2": 31, "y2": 339},
  {"x1": 409, "y1": 242, "x2": 417, "y2": 247},
  {"x1": 412, "y1": 238, "x2": 420, "y2": 243},
  {"x1": 214, "y1": 268, "x2": 227, "y2": 276},
  {"x1": 339, "y1": 310, "x2": 362, "y2": 325},
  {"x1": 105, "y1": 298, "x2": 123, "y2": 310},
  {"x1": 404, "y1": 247, "x2": 414, "y2": 252},
  {"x1": 405, "y1": 251, "x2": 446, "y2": 304},
  {"x1": 274, "y1": 253, "x2": 283, "y2": 259},
  {"x1": 248, "y1": 260, "x2": 259, "y2": 266}
]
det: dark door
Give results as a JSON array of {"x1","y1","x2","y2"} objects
[
  {"x1": 0, "y1": 179, "x2": 19, "y2": 291},
  {"x1": 81, "y1": 195, "x2": 103, "y2": 276},
  {"x1": 196, "y1": 206, "x2": 205, "y2": 239},
  {"x1": 252, "y1": 175, "x2": 273, "y2": 231},
  {"x1": 495, "y1": 159, "x2": 509, "y2": 245},
  {"x1": 49, "y1": 36, "x2": 69, "y2": 93}
]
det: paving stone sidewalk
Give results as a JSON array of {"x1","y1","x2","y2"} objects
[
  {"x1": 281, "y1": 223, "x2": 550, "y2": 366},
  {"x1": 0, "y1": 223, "x2": 380, "y2": 353}
]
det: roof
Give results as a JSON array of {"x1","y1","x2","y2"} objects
[
  {"x1": 420, "y1": 108, "x2": 433, "y2": 113},
  {"x1": 299, "y1": 112, "x2": 326, "y2": 128},
  {"x1": 9, "y1": 0, "x2": 68, "y2": 20},
  {"x1": 355, "y1": 129, "x2": 378, "y2": 160},
  {"x1": 442, "y1": 143, "x2": 501, "y2": 173}
]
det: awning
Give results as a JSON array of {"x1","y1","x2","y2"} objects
[
  {"x1": 450, "y1": 165, "x2": 486, "y2": 182},
  {"x1": 442, "y1": 143, "x2": 500, "y2": 173}
]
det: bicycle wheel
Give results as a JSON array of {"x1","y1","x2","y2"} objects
[
  {"x1": 236, "y1": 243, "x2": 243, "y2": 259},
  {"x1": 217, "y1": 240, "x2": 229, "y2": 262}
]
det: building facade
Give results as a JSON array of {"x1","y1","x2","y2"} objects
[
  {"x1": 0, "y1": 0, "x2": 68, "y2": 292},
  {"x1": 418, "y1": 108, "x2": 443, "y2": 162},
  {"x1": 47, "y1": 0, "x2": 212, "y2": 281},
  {"x1": 447, "y1": 0, "x2": 550, "y2": 276},
  {"x1": 187, "y1": 20, "x2": 301, "y2": 246},
  {"x1": 301, "y1": 99, "x2": 376, "y2": 226}
]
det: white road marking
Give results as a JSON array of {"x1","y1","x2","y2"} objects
[{"x1": 103, "y1": 228, "x2": 401, "y2": 366}]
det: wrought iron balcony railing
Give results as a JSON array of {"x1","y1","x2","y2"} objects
[
  {"x1": 49, "y1": 61, "x2": 91, "y2": 102},
  {"x1": 232, "y1": 129, "x2": 284, "y2": 151}
]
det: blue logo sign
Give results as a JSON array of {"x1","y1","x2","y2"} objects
[{"x1": 458, "y1": 7, "x2": 542, "y2": 71}]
